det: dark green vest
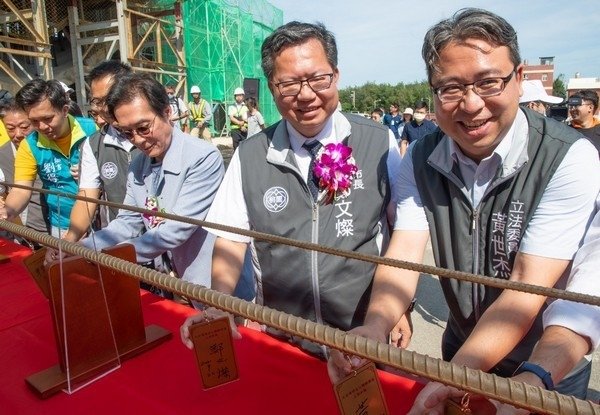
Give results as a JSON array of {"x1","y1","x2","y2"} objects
[{"x1": 412, "y1": 108, "x2": 581, "y2": 375}]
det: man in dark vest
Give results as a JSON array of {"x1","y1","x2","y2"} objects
[
  {"x1": 399, "y1": 100, "x2": 437, "y2": 156},
  {"x1": 181, "y1": 21, "x2": 403, "y2": 357},
  {"x1": 329, "y1": 8, "x2": 599, "y2": 407}
]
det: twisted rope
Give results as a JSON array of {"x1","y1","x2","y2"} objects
[
  {"x1": 3, "y1": 182, "x2": 600, "y2": 307},
  {"x1": 0, "y1": 220, "x2": 598, "y2": 415}
]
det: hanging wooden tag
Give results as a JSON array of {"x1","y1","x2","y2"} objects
[
  {"x1": 334, "y1": 361, "x2": 389, "y2": 415},
  {"x1": 189, "y1": 316, "x2": 239, "y2": 389}
]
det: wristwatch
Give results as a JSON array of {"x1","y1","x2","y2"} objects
[
  {"x1": 407, "y1": 298, "x2": 417, "y2": 313},
  {"x1": 513, "y1": 362, "x2": 554, "y2": 390}
]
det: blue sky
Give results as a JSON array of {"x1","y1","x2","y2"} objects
[{"x1": 268, "y1": 0, "x2": 600, "y2": 88}]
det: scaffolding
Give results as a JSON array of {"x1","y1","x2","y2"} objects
[
  {"x1": 182, "y1": 0, "x2": 282, "y2": 133},
  {"x1": 0, "y1": 0, "x2": 282, "y2": 133},
  {"x1": 67, "y1": 0, "x2": 188, "y2": 111},
  {"x1": 0, "y1": 0, "x2": 53, "y2": 90}
]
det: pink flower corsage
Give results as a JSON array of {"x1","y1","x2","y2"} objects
[
  {"x1": 313, "y1": 143, "x2": 358, "y2": 204},
  {"x1": 143, "y1": 195, "x2": 165, "y2": 228}
]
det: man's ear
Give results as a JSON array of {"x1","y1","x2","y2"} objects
[{"x1": 514, "y1": 64, "x2": 524, "y2": 97}]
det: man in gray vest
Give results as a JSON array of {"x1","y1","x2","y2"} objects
[
  {"x1": 181, "y1": 21, "x2": 403, "y2": 356},
  {"x1": 329, "y1": 8, "x2": 599, "y2": 407}
]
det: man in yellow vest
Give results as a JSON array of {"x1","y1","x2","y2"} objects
[
  {"x1": 188, "y1": 85, "x2": 212, "y2": 141},
  {"x1": 228, "y1": 87, "x2": 248, "y2": 150}
]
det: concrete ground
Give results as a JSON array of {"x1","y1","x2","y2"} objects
[
  {"x1": 213, "y1": 136, "x2": 599, "y2": 403},
  {"x1": 211, "y1": 135, "x2": 234, "y2": 147}
]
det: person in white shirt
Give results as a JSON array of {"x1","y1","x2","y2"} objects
[
  {"x1": 165, "y1": 84, "x2": 189, "y2": 132},
  {"x1": 245, "y1": 97, "x2": 265, "y2": 138},
  {"x1": 181, "y1": 21, "x2": 404, "y2": 357},
  {"x1": 328, "y1": 8, "x2": 599, "y2": 408}
]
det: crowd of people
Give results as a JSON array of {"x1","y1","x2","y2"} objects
[{"x1": 0, "y1": 6, "x2": 599, "y2": 413}]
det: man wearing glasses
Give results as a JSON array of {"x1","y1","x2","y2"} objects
[
  {"x1": 75, "y1": 73, "x2": 225, "y2": 297},
  {"x1": 329, "y1": 8, "x2": 599, "y2": 406},
  {"x1": 399, "y1": 100, "x2": 437, "y2": 156},
  {"x1": 181, "y1": 21, "x2": 403, "y2": 356},
  {"x1": 568, "y1": 90, "x2": 600, "y2": 154}
]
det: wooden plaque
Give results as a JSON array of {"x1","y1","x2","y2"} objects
[
  {"x1": 25, "y1": 244, "x2": 172, "y2": 398},
  {"x1": 22, "y1": 247, "x2": 50, "y2": 298}
]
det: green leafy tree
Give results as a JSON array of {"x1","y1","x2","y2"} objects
[
  {"x1": 340, "y1": 81, "x2": 434, "y2": 114},
  {"x1": 553, "y1": 74, "x2": 566, "y2": 99}
]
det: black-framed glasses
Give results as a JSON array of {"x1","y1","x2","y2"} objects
[
  {"x1": 89, "y1": 96, "x2": 107, "y2": 109},
  {"x1": 432, "y1": 70, "x2": 516, "y2": 103},
  {"x1": 115, "y1": 115, "x2": 157, "y2": 140},
  {"x1": 274, "y1": 73, "x2": 334, "y2": 97}
]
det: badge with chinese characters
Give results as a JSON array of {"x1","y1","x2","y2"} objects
[
  {"x1": 189, "y1": 317, "x2": 239, "y2": 389},
  {"x1": 334, "y1": 361, "x2": 389, "y2": 415}
]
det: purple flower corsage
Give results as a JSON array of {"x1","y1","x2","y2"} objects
[{"x1": 313, "y1": 143, "x2": 358, "y2": 204}]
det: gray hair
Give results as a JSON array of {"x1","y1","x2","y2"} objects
[
  {"x1": 422, "y1": 8, "x2": 521, "y2": 83},
  {"x1": 261, "y1": 21, "x2": 337, "y2": 81}
]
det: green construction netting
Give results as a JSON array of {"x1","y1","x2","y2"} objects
[{"x1": 177, "y1": 0, "x2": 283, "y2": 133}]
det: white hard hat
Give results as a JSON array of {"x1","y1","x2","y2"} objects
[
  {"x1": 190, "y1": 85, "x2": 201, "y2": 94},
  {"x1": 234, "y1": 87, "x2": 245, "y2": 96}
]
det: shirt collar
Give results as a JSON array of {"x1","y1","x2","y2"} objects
[
  {"x1": 286, "y1": 110, "x2": 350, "y2": 153},
  {"x1": 448, "y1": 110, "x2": 521, "y2": 166},
  {"x1": 430, "y1": 109, "x2": 529, "y2": 177},
  {"x1": 142, "y1": 129, "x2": 180, "y2": 177},
  {"x1": 36, "y1": 114, "x2": 75, "y2": 150},
  {"x1": 104, "y1": 125, "x2": 136, "y2": 151}
]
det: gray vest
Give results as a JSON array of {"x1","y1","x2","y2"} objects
[
  {"x1": 87, "y1": 127, "x2": 141, "y2": 227},
  {"x1": 239, "y1": 114, "x2": 391, "y2": 352},
  {"x1": 0, "y1": 141, "x2": 49, "y2": 233},
  {"x1": 0, "y1": 141, "x2": 15, "y2": 183},
  {"x1": 412, "y1": 108, "x2": 580, "y2": 375}
]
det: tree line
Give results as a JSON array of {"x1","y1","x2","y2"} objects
[
  {"x1": 338, "y1": 73, "x2": 568, "y2": 115},
  {"x1": 339, "y1": 80, "x2": 434, "y2": 114}
]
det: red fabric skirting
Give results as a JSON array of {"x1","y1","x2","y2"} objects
[{"x1": 0, "y1": 238, "x2": 423, "y2": 414}]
